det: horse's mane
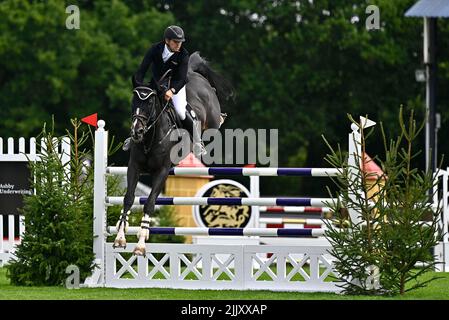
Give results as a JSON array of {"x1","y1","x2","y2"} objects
[{"x1": 188, "y1": 51, "x2": 235, "y2": 105}]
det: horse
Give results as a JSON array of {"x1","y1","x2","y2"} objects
[{"x1": 113, "y1": 52, "x2": 234, "y2": 256}]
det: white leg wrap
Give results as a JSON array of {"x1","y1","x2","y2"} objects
[
  {"x1": 133, "y1": 215, "x2": 151, "y2": 256},
  {"x1": 115, "y1": 210, "x2": 130, "y2": 233},
  {"x1": 113, "y1": 210, "x2": 131, "y2": 248},
  {"x1": 136, "y1": 215, "x2": 151, "y2": 241}
]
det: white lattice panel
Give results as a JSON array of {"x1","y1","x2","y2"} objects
[{"x1": 104, "y1": 243, "x2": 342, "y2": 292}]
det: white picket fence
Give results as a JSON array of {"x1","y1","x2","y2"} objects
[
  {"x1": 0, "y1": 137, "x2": 70, "y2": 266},
  {"x1": 434, "y1": 169, "x2": 449, "y2": 272}
]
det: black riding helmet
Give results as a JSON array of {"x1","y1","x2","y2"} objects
[{"x1": 164, "y1": 25, "x2": 185, "y2": 42}]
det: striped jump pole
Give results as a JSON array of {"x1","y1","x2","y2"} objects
[
  {"x1": 107, "y1": 226, "x2": 326, "y2": 237},
  {"x1": 106, "y1": 196, "x2": 336, "y2": 207},
  {"x1": 259, "y1": 218, "x2": 325, "y2": 226},
  {"x1": 106, "y1": 166, "x2": 341, "y2": 177},
  {"x1": 259, "y1": 206, "x2": 332, "y2": 214}
]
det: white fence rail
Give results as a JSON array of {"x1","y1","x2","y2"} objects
[{"x1": 0, "y1": 136, "x2": 70, "y2": 266}]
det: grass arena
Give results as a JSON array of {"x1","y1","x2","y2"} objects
[{"x1": 1, "y1": 119, "x2": 449, "y2": 299}]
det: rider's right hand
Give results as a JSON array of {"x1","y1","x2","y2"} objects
[{"x1": 164, "y1": 89, "x2": 174, "y2": 101}]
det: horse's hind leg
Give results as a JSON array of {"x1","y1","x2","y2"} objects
[
  {"x1": 133, "y1": 166, "x2": 171, "y2": 256},
  {"x1": 114, "y1": 164, "x2": 140, "y2": 249}
]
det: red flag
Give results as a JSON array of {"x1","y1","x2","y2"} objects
[{"x1": 81, "y1": 113, "x2": 98, "y2": 128}]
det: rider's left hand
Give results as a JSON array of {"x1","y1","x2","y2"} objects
[{"x1": 164, "y1": 89, "x2": 174, "y2": 101}]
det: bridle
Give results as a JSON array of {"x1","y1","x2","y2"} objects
[
  {"x1": 131, "y1": 86, "x2": 175, "y2": 153},
  {"x1": 132, "y1": 86, "x2": 168, "y2": 135}
]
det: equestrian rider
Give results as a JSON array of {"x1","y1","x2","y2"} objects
[{"x1": 123, "y1": 25, "x2": 206, "y2": 155}]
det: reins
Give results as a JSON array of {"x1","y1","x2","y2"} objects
[{"x1": 132, "y1": 86, "x2": 176, "y2": 154}]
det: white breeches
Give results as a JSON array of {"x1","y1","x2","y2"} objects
[{"x1": 172, "y1": 86, "x2": 187, "y2": 120}]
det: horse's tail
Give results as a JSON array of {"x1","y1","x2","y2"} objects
[{"x1": 189, "y1": 51, "x2": 235, "y2": 105}]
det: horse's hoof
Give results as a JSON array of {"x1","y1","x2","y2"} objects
[{"x1": 133, "y1": 245, "x2": 146, "y2": 257}]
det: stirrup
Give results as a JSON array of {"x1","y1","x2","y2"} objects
[
  {"x1": 193, "y1": 142, "x2": 207, "y2": 156},
  {"x1": 219, "y1": 113, "x2": 227, "y2": 127},
  {"x1": 122, "y1": 137, "x2": 132, "y2": 151}
]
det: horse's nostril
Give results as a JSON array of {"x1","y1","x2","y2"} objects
[{"x1": 137, "y1": 128, "x2": 144, "y2": 134}]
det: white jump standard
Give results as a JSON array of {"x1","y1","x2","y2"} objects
[{"x1": 85, "y1": 118, "x2": 377, "y2": 291}]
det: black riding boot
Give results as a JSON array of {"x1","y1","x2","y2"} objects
[{"x1": 181, "y1": 108, "x2": 207, "y2": 157}]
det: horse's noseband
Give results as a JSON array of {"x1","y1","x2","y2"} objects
[{"x1": 132, "y1": 113, "x2": 150, "y2": 134}]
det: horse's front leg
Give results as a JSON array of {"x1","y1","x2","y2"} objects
[
  {"x1": 113, "y1": 163, "x2": 140, "y2": 249},
  {"x1": 133, "y1": 166, "x2": 171, "y2": 256}
]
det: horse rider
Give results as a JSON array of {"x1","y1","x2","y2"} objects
[{"x1": 123, "y1": 25, "x2": 206, "y2": 155}]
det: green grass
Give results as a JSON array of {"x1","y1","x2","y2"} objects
[{"x1": 1, "y1": 267, "x2": 449, "y2": 300}]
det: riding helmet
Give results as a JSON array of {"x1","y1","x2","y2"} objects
[{"x1": 164, "y1": 25, "x2": 185, "y2": 42}]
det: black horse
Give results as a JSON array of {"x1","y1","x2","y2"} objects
[{"x1": 114, "y1": 52, "x2": 234, "y2": 255}]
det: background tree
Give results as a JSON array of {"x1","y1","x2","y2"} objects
[
  {"x1": 0, "y1": 0, "x2": 172, "y2": 142},
  {"x1": 168, "y1": 0, "x2": 449, "y2": 195},
  {"x1": 1, "y1": 0, "x2": 449, "y2": 196},
  {"x1": 6, "y1": 120, "x2": 95, "y2": 285},
  {"x1": 324, "y1": 110, "x2": 441, "y2": 295}
]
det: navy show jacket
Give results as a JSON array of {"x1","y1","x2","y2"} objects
[{"x1": 134, "y1": 41, "x2": 189, "y2": 93}]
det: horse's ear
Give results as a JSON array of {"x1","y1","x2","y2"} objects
[{"x1": 132, "y1": 75, "x2": 141, "y2": 88}]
